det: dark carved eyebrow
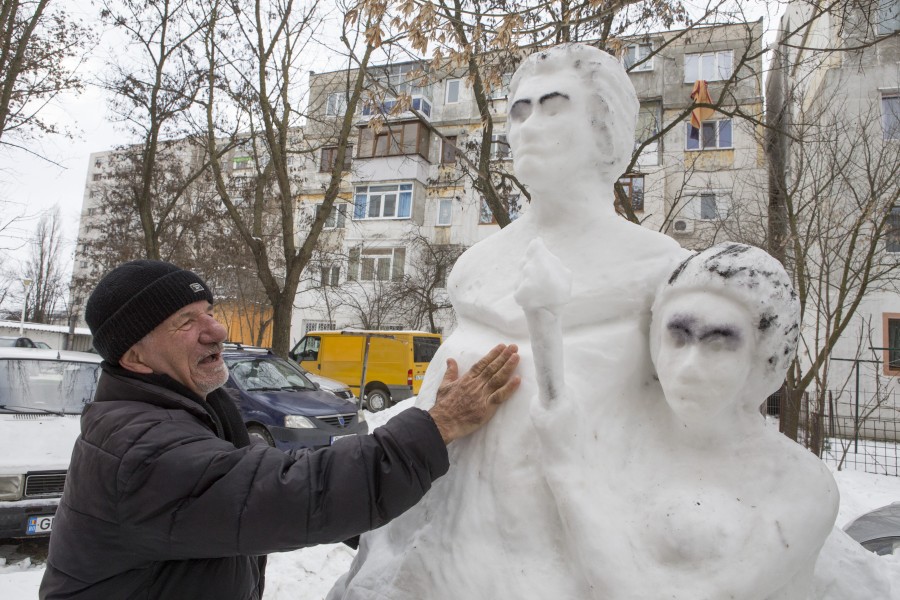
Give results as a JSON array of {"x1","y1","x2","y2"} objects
[
  {"x1": 539, "y1": 92, "x2": 570, "y2": 104},
  {"x1": 699, "y1": 326, "x2": 739, "y2": 341},
  {"x1": 510, "y1": 99, "x2": 532, "y2": 111}
]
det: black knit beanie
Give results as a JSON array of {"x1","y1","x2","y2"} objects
[{"x1": 86, "y1": 260, "x2": 215, "y2": 364}]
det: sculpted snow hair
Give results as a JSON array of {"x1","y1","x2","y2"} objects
[{"x1": 651, "y1": 242, "x2": 801, "y2": 397}]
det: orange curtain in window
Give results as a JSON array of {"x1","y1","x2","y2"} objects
[{"x1": 690, "y1": 80, "x2": 715, "y2": 129}]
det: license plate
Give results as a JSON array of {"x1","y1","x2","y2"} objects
[
  {"x1": 331, "y1": 434, "x2": 354, "y2": 444},
  {"x1": 26, "y1": 515, "x2": 54, "y2": 535}
]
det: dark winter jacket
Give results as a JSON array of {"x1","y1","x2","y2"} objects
[{"x1": 40, "y1": 364, "x2": 449, "y2": 600}]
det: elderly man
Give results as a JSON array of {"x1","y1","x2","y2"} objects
[{"x1": 40, "y1": 260, "x2": 520, "y2": 600}]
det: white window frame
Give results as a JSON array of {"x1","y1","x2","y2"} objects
[
  {"x1": 437, "y1": 198, "x2": 453, "y2": 226},
  {"x1": 319, "y1": 265, "x2": 340, "y2": 287},
  {"x1": 490, "y1": 134, "x2": 510, "y2": 160},
  {"x1": 304, "y1": 320, "x2": 335, "y2": 334},
  {"x1": 882, "y1": 94, "x2": 900, "y2": 140},
  {"x1": 685, "y1": 119, "x2": 733, "y2": 151},
  {"x1": 326, "y1": 92, "x2": 347, "y2": 116},
  {"x1": 684, "y1": 50, "x2": 733, "y2": 83},
  {"x1": 624, "y1": 43, "x2": 654, "y2": 72},
  {"x1": 351, "y1": 247, "x2": 406, "y2": 282},
  {"x1": 489, "y1": 72, "x2": 512, "y2": 99},
  {"x1": 318, "y1": 203, "x2": 347, "y2": 229},
  {"x1": 445, "y1": 79, "x2": 462, "y2": 104},
  {"x1": 353, "y1": 183, "x2": 413, "y2": 220}
]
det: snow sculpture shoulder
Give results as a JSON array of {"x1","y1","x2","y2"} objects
[{"x1": 645, "y1": 242, "x2": 839, "y2": 599}]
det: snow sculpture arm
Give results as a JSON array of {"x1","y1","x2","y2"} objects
[{"x1": 513, "y1": 238, "x2": 572, "y2": 407}]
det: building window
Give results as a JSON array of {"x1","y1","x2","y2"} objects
[
  {"x1": 320, "y1": 146, "x2": 352, "y2": 172},
  {"x1": 489, "y1": 72, "x2": 512, "y2": 99},
  {"x1": 686, "y1": 119, "x2": 733, "y2": 150},
  {"x1": 883, "y1": 95, "x2": 900, "y2": 140},
  {"x1": 349, "y1": 247, "x2": 406, "y2": 281},
  {"x1": 886, "y1": 206, "x2": 900, "y2": 252},
  {"x1": 479, "y1": 194, "x2": 521, "y2": 224},
  {"x1": 357, "y1": 120, "x2": 431, "y2": 160},
  {"x1": 624, "y1": 43, "x2": 653, "y2": 72},
  {"x1": 884, "y1": 314, "x2": 900, "y2": 374},
  {"x1": 353, "y1": 183, "x2": 413, "y2": 220},
  {"x1": 684, "y1": 50, "x2": 733, "y2": 83},
  {"x1": 689, "y1": 191, "x2": 730, "y2": 221},
  {"x1": 326, "y1": 92, "x2": 347, "y2": 116},
  {"x1": 446, "y1": 79, "x2": 461, "y2": 104},
  {"x1": 878, "y1": 0, "x2": 900, "y2": 34},
  {"x1": 441, "y1": 136, "x2": 457, "y2": 164},
  {"x1": 320, "y1": 265, "x2": 340, "y2": 287},
  {"x1": 304, "y1": 320, "x2": 335, "y2": 334},
  {"x1": 618, "y1": 175, "x2": 645, "y2": 212},
  {"x1": 490, "y1": 134, "x2": 510, "y2": 160},
  {"x1": 232, "y1": 156, "x2": 253, "y2": 170},
  {"x1": 437, "y1": 198, "x2": 453, "y2": 226},
  {"x1": 317, "y1": 203, "x2": 347, "y2": 229}
]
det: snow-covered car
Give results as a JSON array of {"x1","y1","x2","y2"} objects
[
  {"x1": 844, "y1": 502, "x2": 900, "y2": 556},
  {"x1": 0, "y1": 348, "x2": 102, "y2": 538},
  {"x1": 0, "y1": 336, "x2": 38, "y2": 348}
]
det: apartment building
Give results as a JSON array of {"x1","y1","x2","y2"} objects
[
  {"x1": 768, "y1": 0, "x2": 900, "y2": 445},
  {"x1": 290, "y1": 21, "x2": 768, "y2": 340}
]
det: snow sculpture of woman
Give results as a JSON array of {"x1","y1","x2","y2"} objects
[
  {"x1": 640, "y1": 242, "x2": 839, "y2": 599},
  {"x1": 329, "y1": 43, "x2": 689, "y2": 600}
]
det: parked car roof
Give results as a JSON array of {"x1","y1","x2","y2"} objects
[
  {"x1": 0, "y1": 336, "x2": 38, "y2": 348},
  {"x1": 0, "y1": 347, "x2": 102, "y2": 362},
  {"x1": 844, "y1": 502, "x2": 900, "y2": 556}
]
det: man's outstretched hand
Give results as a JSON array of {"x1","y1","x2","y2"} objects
[{"x1": 428, "y1": 344, "x2": 521, "y2": 444}]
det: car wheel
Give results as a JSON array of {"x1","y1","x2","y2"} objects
[
  {"x1": 248, "y1": 425, "x2": 275, "y2": 447},
  {"x1": 365, "y1": 388, "x2": 391, "y2": 412}
]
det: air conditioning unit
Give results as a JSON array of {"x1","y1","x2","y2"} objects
[{"x1": 672, "y1": 218, "x2": 694, "y2": 235}]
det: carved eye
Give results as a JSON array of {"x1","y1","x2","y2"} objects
[
  {"x1": 667, "y1": 325, "x2": 691, "y2": 348},
  {"x1": 541, "y1": 93, "x2": 569, "y2": 117},
  {"x1": 509, "y1": 100, "x2": 532, "y2": 122}
]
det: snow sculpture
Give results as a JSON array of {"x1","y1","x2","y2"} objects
[
  {"x1": 642, "y1": 242, "x2": 839, "y2": 599},
  {"x1": 328, "y1": 44, "x2": 836, "y2": 600}
]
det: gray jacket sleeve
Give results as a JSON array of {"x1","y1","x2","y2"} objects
[{"x1": 115, "y1": 407, "x2": 449, "y2": 559}]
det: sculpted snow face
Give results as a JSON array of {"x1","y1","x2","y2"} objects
[{"x1": 328, "y1": 46, "x2": 837, "y2": 600}]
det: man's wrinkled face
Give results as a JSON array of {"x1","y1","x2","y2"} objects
[{"x1": 125, "y1": 300, "x2": 229, "y2": 397}]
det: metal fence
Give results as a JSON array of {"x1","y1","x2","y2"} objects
[{"x1": 772, "y1": 389, "x2": 900, "y2": 477}]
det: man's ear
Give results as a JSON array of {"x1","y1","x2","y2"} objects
[{"x1": 119, "y1": 344, "x2": 154, "y2": 375}]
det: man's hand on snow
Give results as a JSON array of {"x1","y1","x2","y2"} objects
[{"x1": 428, "y1": 344, "x2": 521, "y2": 444}]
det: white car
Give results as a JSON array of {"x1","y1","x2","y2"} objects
[
  {"x1": 0, "y1": 348, "x2": 102, "y2": 538},
  {"x1": 297, "y1": 365, "x2": 360, "y2": 406}
]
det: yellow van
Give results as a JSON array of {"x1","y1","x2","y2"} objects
[{"x1": 289, "y1": 330, "x2": 442, "y2": 411}]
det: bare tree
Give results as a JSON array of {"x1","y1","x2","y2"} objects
[
  {"x1": 198, "y1": 0, "x2": 388, "y2": 356},
  {"x1": 21, "y1": 207, "x2": 66, "y2": 322},
  {"x1": 98, "y1": 0, "x2": 212, "y2": 260},
  {"x1": 0, "y1": 0, "x2": 92, "y2": 150}
]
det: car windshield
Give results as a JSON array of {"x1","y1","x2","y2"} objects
[
  {"x1": 226, "y1": 357, "x2": 316, "y2": 392},
  {"x1": 0, "y1": 358, "x2": 101, "y2": 414}
]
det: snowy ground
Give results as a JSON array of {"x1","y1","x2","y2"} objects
[{"x1": 2, "y1": 401, "x2": 899, "y2": 599}]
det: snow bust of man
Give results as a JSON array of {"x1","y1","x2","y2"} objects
[{"x1": 329, "y1": 42, "x2": 691, "y2": 600}]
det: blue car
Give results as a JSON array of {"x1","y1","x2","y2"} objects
[{"x1": 222, "y1": 345, "x2": 368, "y2": 451}]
